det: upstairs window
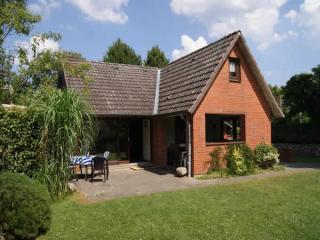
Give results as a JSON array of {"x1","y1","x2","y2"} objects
[
  {"x1": 229, "y1": 58, "x2": 240, "y2": 82},
  {"x1": 205, "y1": 114, "x2": 244, "y2": 143}
]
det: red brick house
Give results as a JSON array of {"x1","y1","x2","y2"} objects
[{"x1": 63, "y1": 31, "x2": 284, "y2": 176}]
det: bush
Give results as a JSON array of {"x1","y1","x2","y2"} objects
[
  {"x1": 0, "y1": 172, "x2": 51, "y2": 240},
  {"x1": 226, "y1": 144, "x2": 256, "y2": 175},
  {"x1": 239, "y1": 144, "x2": 256, "y2": 173},
  {"x1": 0, "y1": 106, "x2": 41, "y2": 176},
  {"x1": 255, "y1": 143, "x2": 279, "y2": 169},
  {"x1": 208, "y1": 146, "x2": 224, "y2": 171},
  {"x1": 226, "y1": 146, "x2": 248, "y2": 176}
]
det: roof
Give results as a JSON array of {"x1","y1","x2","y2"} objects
[
  {"x1": 63, "y1": 31, "x2": 284, "y2": 118},
  {"x1": 158, "y1": 31, "x2": 239, "y2": 114},
  {"x1": 63, "y1": 60, "x2": 158, "y2": 116}
]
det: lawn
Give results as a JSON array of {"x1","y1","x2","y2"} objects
[{"x1": 41, "y1": 171, "x2": 320, "y2": 240}]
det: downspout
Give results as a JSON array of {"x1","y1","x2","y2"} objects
[
  {"x1": 180, "y1": 114, "x2": 192, "y2": 178},
  {"x1": 187, "y1": 119, "x2": 192, "y2": 177}
]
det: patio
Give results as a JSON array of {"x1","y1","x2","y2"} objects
[
  {"x1": 70, "y1": 162, "x2": 320, "y2": 202},
  {"x1": 72, "y1": 165, "x2": 198, "y2": 202}
]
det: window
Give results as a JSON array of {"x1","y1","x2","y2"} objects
[
  {"x1": 205, "y1": 114, "x2": 244, "y2": 143},
  {"x1": 229, "y1": 58, "x2": 240, "y2": 82}
]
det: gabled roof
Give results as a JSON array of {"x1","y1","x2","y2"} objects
[
  {"x1": 63, "y1": 31, "x2": 284, "y2": 118},
  {"x1": 64, "y1": 60, "x2": 158, "y2": 116},
  {"x1": 158, "y1": 31, "x2": 239, "y2": 114}
]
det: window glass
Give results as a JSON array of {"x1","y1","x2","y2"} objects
[{"x1": 206, "y1": 115, "x2": 244, "y2": 143}]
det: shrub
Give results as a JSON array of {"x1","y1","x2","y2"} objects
[
  {"x1": 208, "y1": 146, "x2": 224, "y2": 171},
  {"x1": 0, "y1": 106, "x2": 41, "y2": 176},
  {"x1": 226, "y1": 146, "x2": 248, "y2": 176},
  {"x1": 239, "y1": 144, "x2": 256, "y2": 173},
  {"x1": 0, "y1": 172, "x2": 51, "y2": 240},
  {"x1": 226, "y1": 144, "x2": 256, "y2": 175},
  {"x1": 255, "y1": 143, "x2": 279, "y2": 168}
]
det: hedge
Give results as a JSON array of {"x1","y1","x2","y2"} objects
[
  {"x1": 0, "y1": 106, "x2": 41, "y2": 176},
  {"x1": 272, "y1": 122, "x2": 320, "y2": 144}
]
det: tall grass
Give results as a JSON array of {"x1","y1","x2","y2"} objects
[{"x1": 31, "y1": 87, "x2": 96, "y2": 198}]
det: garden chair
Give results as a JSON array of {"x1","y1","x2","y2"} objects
[{"x1": 91, "y1": 154, "x2": 109, "y2": 182}]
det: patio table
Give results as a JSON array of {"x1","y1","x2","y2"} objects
[{"x1": 71, "y1": 155, "x2": 96, "y2": 181}]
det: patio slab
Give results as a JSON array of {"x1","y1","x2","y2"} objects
[{"x1": 72, "y1": 163, "x2": 320, "y2": 202}]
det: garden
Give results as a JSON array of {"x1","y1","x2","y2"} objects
[
  {"x1": 0, "y1": 88, "x2": 96, "y2": 239},
  {"x1": 197, "y1": 143, "x2": 282, "y2": 180}
]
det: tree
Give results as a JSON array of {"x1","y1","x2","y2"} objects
[
  {"x1": 103, "y1": 39, "x2": 141, "y2": 65},
  {"x1": 0, "y1": 0, "x2": 40, "y2": 103},
  {"x1": 282, "y1": 65, "x2": 320, "y2": 123},
  {"x1": 144, "y1": 45, "x2": 169, "y2": 68},
  {"x1": 0, "y1": 0, "x2": 40, "y2": 46},
  {"x1": 17, "y1": 32, "x2": 87, "y2": 89}
]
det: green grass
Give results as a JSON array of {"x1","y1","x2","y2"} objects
[
  {"x1": 41, "y1": 171, "x2": 320, "y2": 240},
  {"x1": 294, "y1": 156, "x2": 320, "y2": 163}
]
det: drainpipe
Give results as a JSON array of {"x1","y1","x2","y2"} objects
[
  {"x1": 180, "y1": 114, "x2": 192, "y2": 178},
  {"x1": 187, "y1": 119, "x2": 192, "y2": 177}
]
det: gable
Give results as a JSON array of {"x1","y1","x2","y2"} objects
[
  {"x1": 158, "y1": 31, "x2": 240, "y2": 115},
  {"x1": 189, "y1": 35, "x2": 284, "y2": 119},
  {"x1": 195, "y1": 44, "x2": 273, "y2": 120}
]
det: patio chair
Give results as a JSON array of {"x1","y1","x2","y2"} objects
[{"x1": 91, "y1": 156, "x2": 109, "y2": 182}]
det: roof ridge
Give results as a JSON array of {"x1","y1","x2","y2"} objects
[
  {"x1": 67, "y1": 57, "x2": 159, "y2": 70},
  {"x1": 90, "y1": 61, "x2": 159, "y2": 70},
  {"x1": 165, "y1": 30, "x2": 241, "y2": 67}
]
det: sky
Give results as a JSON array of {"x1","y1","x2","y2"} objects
[{"x1": 9, "y1": 0, "x2": 320, "y2": 86}]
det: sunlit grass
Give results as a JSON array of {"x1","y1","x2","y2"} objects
[{"x1": 41, "y1": 171, "x2": 320, "y2": 240}]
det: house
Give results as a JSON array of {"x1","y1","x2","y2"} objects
[{"x1": 62, "y1": 31, "x2": 284, "y2": 176}]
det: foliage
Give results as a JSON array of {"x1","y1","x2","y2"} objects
[
  {"x1": 0, "y1": 0, "x2": 41, "y2": 46},
  {"x1": 103, "y1": 38, "x2": 142, "y2": 65},
  {"x1": 0, "y1": 172, "x2": 51, "y2": 240},
  {"x1": 208, "y1": 146, "x2": 224, "y2": 171},
  {"x1": 31, "y1": 88, "x2": 96, "y2": 198},
  {"x1": 17, "y1": 33, "x2": 87, "y2": 89},
  {"x1": 283, "y1": 65, "x2": 320, "y2": 123},
  {"x1": 225, "y1": 144, "x2": 256, "y2": 175},
  {"x1": 144, "y1": 45, "x2": 169, "y2": 68},
  {"x1": 226, "y1": 145, "x2": 248, "y2": 176},
  {"x1": 0, "y1": 106, "x2": 41, "y2": 176},
  {"x1": 238, "y1": 144, "x2": 256, "y2": 172},
  {"x1": 255, "y1": 143, "x2": 279, "y2": 169},
  {"x1": 272, "y1": 120, "x2": 320, "y2": 143}
]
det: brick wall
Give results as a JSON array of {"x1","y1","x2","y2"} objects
[{"x1": 192, "y1": 44, "x2": 272, "y2": 175}]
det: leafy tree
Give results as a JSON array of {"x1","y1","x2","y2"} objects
[
  {"x1": 16, "y1": 32, "x2": 87, "y2": 90},
  {"x1": 144, "y1": 45, "x2": 169, "y2": 68},
  {"x1": 0, "y1": 0, "x2": 40, "y2": 45},
  {"x1": 103, "y1": 38, "x2": 142, "y2": 65},
  {"x1": 0, "y1": 0, "x2": 40, "y2": 103},
  {"x1": 282, "y1": 66, "x2": 320, "y2": 123}
]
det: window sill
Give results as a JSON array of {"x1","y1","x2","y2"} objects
[
  {"x1": 206, "y1": 141, "x2": 245, "y2": 146},
  {"x1": 229, "y1": 78, "x2": 241, "y2": 83}
]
